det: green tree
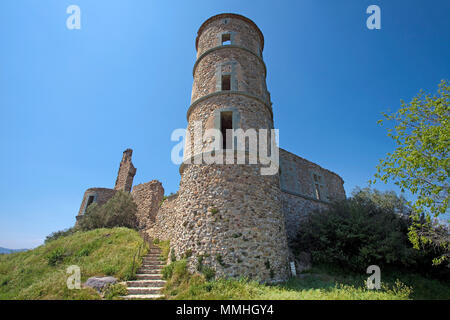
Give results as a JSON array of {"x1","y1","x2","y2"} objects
[
  {"x1": 294, "y1": 188, "x2": 418, "y2": 271},
  {"x1": 78, "y1": 190, "x2": 138, "y2": 230},
  {"x1": 373, "y1": 80, "x2": 449, "y2": 265}
]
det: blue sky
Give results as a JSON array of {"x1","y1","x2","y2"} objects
[{"x1": 0, "y1": 0, "x2": 449, "y2": 249}]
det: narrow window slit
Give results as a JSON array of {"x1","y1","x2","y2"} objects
[
  {"x1": 222, "y1": 74, "x2": 231, "y2": 91},
  {"x1": 220, "y1": 111, "x2": 233, "y2": 149}
]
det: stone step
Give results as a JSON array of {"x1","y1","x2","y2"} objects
[
  {"x1": 135, "y1": 274, "x2": 163, "y2": 280},
  {"x1": 142, "y1": 259, "x2": 164, "y2": 263},
  {"x1": 139, "y1": 264, "x2": 164, "y2": 268},
  {"x1": 127, "y1": 287, "x2": 163, "y2": 295},
  {"x1": 126, "y1": 280, "x2": 166, "y2": 287},
  {"x1": 141, "y1": 261, "x2": 165, "y2": 266},
  {"x1": 142, "y1": 260, "x2": 165, "y2": 265},
  {"x1": 121, "y1": 294, "x2": 164, "y2": 300},
  {"x1": 140, "y1": 265, "x2": 165, "y2": 269},
  {"x1": 138, "y1": 268, "x2": 164, "y2": 274}
]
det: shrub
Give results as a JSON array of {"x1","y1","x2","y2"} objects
[
  {"x1": 201, "y1": 267, "x2": 216, "y2": 281},
  {"x1": 103, "y1": 283, "x2": 128, "y2": 300},
  {"x1": 103, "y1": 265, "x2": 119, "y2": 276},
  {"x1": 45, "y1": 228, "x2": 76, "y2": 243},
  {"x1": 46, "y1": 248, "x2": 66, "y2": 266},
  {"x1": 294, "y1": 188, "x2": 423, "y2": 272},
  {"x1": 77, "y1": 191, "x2": 138, "y2": 231},
  {"x1": 162, "y1": 259, "x2": 188, "y2": 280},
  {"x1": 155, "y1": 240, "x2": 170, "y2": 262}
]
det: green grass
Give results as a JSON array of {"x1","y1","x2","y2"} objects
[
  {"x1": 153, "y1": 238, "x2": 170, "y2": 263},
  {"x1": 162, "y1": 261, "x2": 450, "y2": 300},
  {"x1": 0, "y1": 227, "x2": 147, "y2": 300}
]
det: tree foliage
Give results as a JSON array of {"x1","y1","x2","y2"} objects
[
  {"x1": 45, "y1": 227, "x2": 76, "y2": 243},
  {"x1": 373, "y1": 80, "x2": 449, "y2": 217},
  {"x1": 373, "y1": 80, "x2": 449, "y2": 265},
  {"x1": 294, "y1": 188, "x2": 448, "y2": 275},
  {"x1": 77, "y1": 191, "x2": 138, "y2": 231}
]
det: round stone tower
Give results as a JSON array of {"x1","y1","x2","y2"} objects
[{"x1": 173, "y1": 13, "x2": 290, "y2": 282}]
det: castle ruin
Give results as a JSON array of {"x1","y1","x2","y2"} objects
[{"x1": 76, "y1": 13, "x2": 346, "y2": 282}]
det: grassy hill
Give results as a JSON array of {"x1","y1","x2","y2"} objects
[{"x1": 0, "y1": 227, "x2": 147, "y2": 300}]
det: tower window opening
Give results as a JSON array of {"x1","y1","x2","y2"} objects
[
  {"x1": 83, "y1": 195, "x2": 96, "y2": 214},
  {"x1": 314, "y1": 183, "x2": 321, "y2": 200},
  {"x1": 221, "y1": 74, "x2": 231, "y2": 91},
  {"x1": 222, "y1": 33, "x2": 231, "y2": 45},
  {"x1": 220, "y1": 111, "x2": 233, "y2": 149},
  {"x1": 86, "y1": 195, "x2": 95, "y2": 207},
  {"x1": 312, "y1": 173, "x2": 326, "y2": 201}
]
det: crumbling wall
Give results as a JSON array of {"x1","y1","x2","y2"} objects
[
  {"x1": 131, "y1": 180, "x2": 164, "y2": 230},
  {"x1": 76, "y1": 187, "x2": 116, "y2": 221},
  {"x1": 114, "y1": 149, "x2": 136, "y2": 192},
  {"x1": 144, "y1": 193, "x2": 179, "y2": 241}
]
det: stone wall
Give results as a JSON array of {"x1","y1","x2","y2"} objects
[
  {"x1": 191, "y1": 47, "x2": 268, "y2": 103},
  {"x1": 195, "y1": 13, "x2": 264, "y2": 58},
  {"x1": 76, "y1": 187, "x2": 116, "y2": 220},
  {"x1": 185, "y1": 94, "x2": 273, "y2": 160},
  {"x1": 279, "y1": 148, "x2": 346, "y2": 244},
  {"x1": 145, "y1": 193, "x2": 179, "y2": 242},
  {"x1": 146, "y1": 157, "x2": 290, "y2": 282},
  {"x1": 131, "y1": 180, "x2": 164, "y2": 230},
  {"x1": 114, "y1": 149, "x2": 136, "y2": 192}
]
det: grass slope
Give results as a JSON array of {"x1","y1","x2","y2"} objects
[
  {"x1": 0, "y1": 227, "x2": 147, "y2": 300},
  {"x1": 163, "y1": 260, "x2": 450, "y2": 300}
]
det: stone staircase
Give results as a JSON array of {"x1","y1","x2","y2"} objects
[{"x1": 122, "y1": 245, "x2": 166, "y2": 299}]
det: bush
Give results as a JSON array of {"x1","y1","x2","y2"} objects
[
  {"x1": 46, "y1": 248, "x2": 66, "y2": 266},
  {"x1": 162, "y1": 259, "x2": 188, "y2": 280},
  {"x1": 103, "y1": 283, "x2": 128, "y2": 300},
  {"x1": 45, "y1": 228, "x2": 76, "y2": 243},
  {"x1": 294, "y1": 188, "x2": 446, "y2": 273},
  {"x1": 77, "y1": 191, "x2": 138, "y2": 231}
]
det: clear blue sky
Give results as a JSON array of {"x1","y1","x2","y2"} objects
[{"x1": 1, "y1": 0, "x2": 449, "y2": 249}]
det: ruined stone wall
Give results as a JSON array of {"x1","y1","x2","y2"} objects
[
  {"x1": 131, "y1": 180, "x2": 164, "y2": 230},
  {"x1": 146, "y1": 158, "x2": 290, "y2": 282},
  {"x1": 279, "y1": 148, "x2": 346, "y2": 244},
  {"x1": 145, "y1": 193, "x2": 179, "y2": 242},
  {"x1": 114, "y1": 149, "x2": 136, "y2": 192},
  {"x1": 76, "y1": 187, "x2": 116, "y2": 219}
]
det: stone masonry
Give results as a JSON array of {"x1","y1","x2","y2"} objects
[
  {"x1": 114, "y1": 149, "x2": 136, "y2": 192},
  {"x1": 131, "y1": 180, "x2": 164, "y2": 230},
  {"x1": 76, "y1": 13, "x2": 346, "y2": 283}
]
